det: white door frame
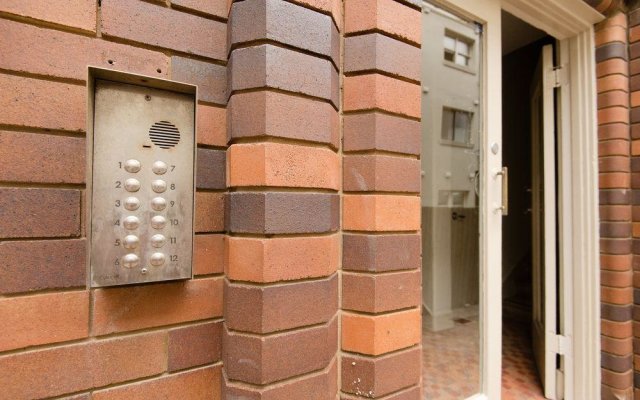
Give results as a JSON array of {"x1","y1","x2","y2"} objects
[{"x1": 427, "y1": 0, "x2": 602, "y2": 399}]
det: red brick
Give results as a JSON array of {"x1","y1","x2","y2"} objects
[
  {"x1": 597, "y1": 75, "x2": 629, "y2": 94},
  {"x1": 172, "y1": 0, "x2": 228, "y2": 19},
  {"x1": 0, "y1": 0, "x2": 96, "y2": 32},
  {"x1": 600, "y1": 205, "x2": 631, "y2": 221},
  {"x1": 344, "y1": 154, "x2": 420, "y2": 193},
  {"x1": 171, "y1": 56, "x2": 227, "y2": 105},
  {"x1": 345, "y1": 0, "x2": 420, "y2": 45},
  {"x1": 599, "y1": 140, "x2": 629, "y2": 157},
  {"x1": 631, "y1": 59, "x2": 640, "y2": 76},
  {"x1": 0, "y1": 239, "x2": 86, "y2": 295},
  {"x1": 598, "y1": 58, "x2": 627, "y2": 78},
  {"x1": 194, "y1": 234, "x2": 225, "y2": 275},
  {"x1": 344, "y1": 74, "x2": 421, "y2": 118},
  {"x1": 195, "y1": 192, "x2": 225, "y2": 233},
  {"x1": 342, "y1": 271, "x2": 421, "y2": 313},
  {"x1": 0, "y1": 188, "x2": 81, "y2": 239},
  {"x1": 229, "y1": 142, "x2": 340, "y2": 190},
  {"x1": 599, "y1": 156, "x2": 630, "y2": 173},
  {"x1": 596, "y1": 26, "x2": 627, "y2": 47},
  {"x1": 599, "y1": 123, "x2": 629, "y2": 141},
  {"x1": 602, "y1": 286, "x2": 633, "y2": 304},
  {"x1": 602, "y1": 270, "x2": 633, "y2": 288},
  {"x1": 602, "y1": 336, "x2": 632, "y2": 356},
  {"x1": 602, "y1": 320, "x2": 632, "y2": 339},
  {"x1": 341, "y1": 309, "x2": 421, "y2": 355},
  {"x1": 602, "y1": 369, "x2": 633, "y2": 390},
  {"x1": 343, "y1": 195, "x2": 421, "y2": 231},
  {"x1": 289, "y1": 0, "x2": 342, "y2": 30},
  {"x1": 598, "y1": 107, "x2": 630, "y2": 125},
  {"x1": 599, "y1": 91, "x2": 629, "y2": 109},
  {"x1": 343, "y1": 112, "x2": 421, "y2": 155},
  {"x1": 168, "y1": 322, "x2": 222, "y2": 372},
  {"x1": 0, "y1": 332, "x2": 166, "y2": 399},
  {"x1": 602, "y1": 254, "x2": 633, "y2": 271},
  {"x1": 197, "y1": 104, "x2": 227, "y2": 147},
  {"x1": 0, "y1": 74, "x2": 84, "y2": 132},
  {"x1": 92, "y1": 277, "x2": 223, "y2": 335},
  {"x1": 101, "y1": 0, "x2": 226, "y2": 60},
  {"x1": 0, "y1": 19, "x2": 168, "y2": 81},
  {"x1": 599, "y1": 172, "x2": 630, "y2": 189}
]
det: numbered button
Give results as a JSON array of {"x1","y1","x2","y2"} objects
[
  {"x1": 124, "y1": 197, "x2": 140, "y2": 211},
  {"x1": 151, "y1": 197, "x2": 167, "y2": 211},
  {"x1": 152, "y1": 161, "x2": 168, "y2": 175},
  {"x1": 150, "y1": 234, "x2": 166, "y2": 248},
  {"x1": 124, "y1": 178, "x2": 141, "y2": 192},
  {"x1": 124, "y1": 159, "x2": 141, "y2": 173},
  {"x1": 151, "y1": 215, "x2": 166, "y2": 229},
  {"x1": 150, "y1": 252, "x2": 165, "y2": 267},
  {"x1": 152, "y1": 180, "x2": 167, "y2": 193},
  {"x1": 122, "y1": 254, "x2": 140, "y2": 268},
  {"x1": 123, "y1": 235, "x2": 139, "y2": 249},
  {"x1": 123, "y1": 216, "x2": 140, "y2": 230}
]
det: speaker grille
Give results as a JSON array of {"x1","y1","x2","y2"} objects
[{"x1": 149, "y1": 121, "x2": 180, "y2": 149}]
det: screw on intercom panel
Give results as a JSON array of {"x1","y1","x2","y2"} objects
[{"x1": 145, "y1": 95, "x2": 151, "y2": 101}]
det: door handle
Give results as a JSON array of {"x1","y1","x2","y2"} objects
[{"x1": 496, "y1": 167, "x2": 508, "y2": 216}]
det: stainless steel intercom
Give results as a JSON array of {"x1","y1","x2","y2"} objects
[{"x1": 87, "y1": 67, "x2": 196, "y2": 287}]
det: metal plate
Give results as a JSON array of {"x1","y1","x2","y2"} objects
[{"x1": 90, "y1": 79, "x2": 195, "y2": 287}]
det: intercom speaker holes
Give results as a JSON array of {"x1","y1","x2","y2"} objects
[{"x1": 149, "y1": 121, "x2": 181, "y2": 149}]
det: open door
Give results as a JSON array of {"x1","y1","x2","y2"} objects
[{"x1": 531, "y1": 44, "x2": 559, "y2": 400}]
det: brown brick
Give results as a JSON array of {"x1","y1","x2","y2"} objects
[
  {"x1": 600, "y1": 189, "x2": 631, "y2": 205},
  {"x1": 342, "y1": 309, "x2": 421, "y2": 356},
  {"x1": 345, "y1": 0, "x2": 421, "y2": 45},
  {"x1": 600, "y1": 140, "x2": 629, "y2": 157},
  {"x1": 344, "y1": 74, "x2": 420, "y2": 118},
  {"x1": 0, "y1": 291, "x2": 88, "y2": 352},
  {"x1": 197, "y1": 104, "x2": 227, "y2": 147},
  {"x1": 227, "y1": 192, "x2": 339, "y2": 234},
  {"x1": 168, "y1": 322, "x2": 222, "y2": 372},
  {"x1": 0, "y1": 131, "x2": 84, "y2": 184},
  {"x1": 600, "y1": 156, "x2": 630, "y2": 173},
  {"x1": 196, "y1": 148, "x2": 226, "y2": 190},
  {"x1": 226, "y1": 234, "x2": 339, "y2": 282},
  {"x1": 602, "y1": 369, "x2": 633, "y2": 390},
  {"x1": 0, "y1": 188, "x2": 81, "y2": 239},
  {"x1": 230, "y1": 44, "x2": 338, "y2": 106},
  {"x1": 344, "y1": 112, "x2": 421, "y2": 155},
  {"x1": 225, "y1": 274, "x2": 338, "y2": 333},
  {"x1": 600, "y1": 205, "x2": 631, "y2": 221},
  {"x1": 341, "y1": 347, "x2": 420, "y2": 397},
  {"x1": 171, "y1": 57, "x2": 227, "y2": 105},
  {"x1": 602, "y1": 270, "x2": 633, "y2": 288},
  {"x1": 0, "y1": 239, "x2": 86, "y2": 295},
  {"x1": 631, "y1": 59, "x2": 640, "y2": 76},
  {"x1": 345, "y1": 33, "x2": 420, "y2": 81},
  {"x1": 194, "y1": 234, "x2": 225, "y2": 275},
  {"x1": 343, "y1": 195, "x2": 420, "y2": 231},
  {"x1": 230, "y1": 0, "x2": 339, "y2": 63},
  {"x1": 195, "y1": 192, "x2": 225, "y2": 232},
  {"x1": 102, "y1": 0, "x2": 226, "y2": 60},
  {"x1": 92, "y1": 277, "x2": 223, "y2": 335},
  {"x1": 229, "y1": 143, "x2": 340, "y2": 190},
  {"x1": 601, "y1": 238, "x2": 632, "y2": 255},
  {"x1": 344, "y1": 154, "x2": 420, "y2": 193},
  {"x1": 342, "y1": 270, "x2": 421, "y2": 313},
  {"x1": 602, "y1": 303, "x2": 632, "y2": 322},
  {"x1": 0, "y1": 19, "x2": 168, "y2": 81},
  {"x1": 343, "y1": 234, "x2": 421, "y2": 272},
  {"x1": 596, "y1": 42, "x2": 628, "y2": 62},
  {"x1": 229, "y1": 91, "x2": 339, "y2": 148},
  {"x1": 0, "y1": 0, "x2": 96, "y2": 32},
  {"x1": 601, "y1": 222, "x2": 632, "y2": 238},
  {"x1": 172, "y1": 0, "x2": 228, "y2": 19},
  {"x1": 223, "y1": 317, "x2": 337, "y2": 384},
  {"x1": 0, "y1": 332, "x2": 166, "y2": 399},
  {"x1": 0, "y1": 74, "x2": 84, "y2": 132}
]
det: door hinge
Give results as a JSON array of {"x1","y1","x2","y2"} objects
[
  {"x1": 552, "y1": 334, "x2": 572, "y2": 356},
  {"x1": 553, "y1": 66, "x2": 568, "y2": 88}
]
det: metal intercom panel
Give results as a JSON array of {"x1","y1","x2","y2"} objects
[{"x1": 88, "y1": 68, "x2": 196, "y2": 287}]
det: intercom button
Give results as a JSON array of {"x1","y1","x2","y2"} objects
[
  {"x1": 123, "y1": 235, "x2": 140, "y2": 249},
  {"x1": 150, "y1": 234, "x2": 166, "y2": 248},
  {"x1": 124, "y1": 178, "x2": 141, "y2": 192},
  {"x1": 122, "y1": 253, "x2": 140, "y2": 268},
  {"x1": 124, "y1": 197, "x2": 140, "y2": 211},
  {"x1": 123, "y1": 216, "x2": 140, "y2": 230},
  {"x1": 151, "y1": 197, "x2": 167, "y2": 211},
  {"x1": 152, "y1": 161, "x2": 168, "y2": 175},
  {"x1": 124, "y1": 159, "x2": 141, "y2": 173},
  {"x1": 150, "y1": 252, "x2": 165, "y2": 267},
  {"x1": 151, "y1": 179, "x2": 167, "y2": 193},
  {"x1": 151, "y1": 215, "x2": 166, "y2": 229}
]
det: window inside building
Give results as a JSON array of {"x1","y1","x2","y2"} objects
[
  {"x1": 441, "y1": 107, "x2": 473, "y2": 144},
  {"x1": 444, "y1": 30, "x2": 473, "y2": 66}
]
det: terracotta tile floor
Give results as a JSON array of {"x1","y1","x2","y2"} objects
[{"x1": 422, "y1": 319, "x2": 545, "y2": 400}]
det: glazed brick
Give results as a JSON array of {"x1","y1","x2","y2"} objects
[
  {"x1": 224, "y1": 359, "x2": 338, "y2": 400},
  {"x1": 194, "y1": 234, "x2": 225, "y2": 275},
  {"x1": 0, "y1": 0, "x2": 96, "y2": 32},
  {"x1": 226, "y1": 235, "x2": 339, "y2": 282},
  {"x1": 171, "y1": 57, "x2": 227, "y2": 105},
  {"x1": 343, "y1": 112, "x2": 421, "y2": 155},
  {"x1": 344, "y1": 74, "x2": 421, "y2": 118},
  {"x1": 230, "y1": 45, "x2": 339, "y2": 106},
  {"x1": 342, "y1": 271, "x2": 421, "y2": 313},
  {"x1": 344, "y1": 154, "x2": 420, "y2": 193},
  {"x1": 0, "y1": 291, "x2": 88, "y2": 352},
  {"x1": 101, "y1": 0, "x2": 226, "y2": 60},
  {"x1": 0, "y1": 74, "x2": 84, "y2": 132},
  {"x1": 228, "y1": 143, "x2": 340, "y2": 190},
  {"x1": 227, "y1": 192, "x2": 339, "y2": 234},
  {"x1": 599, "y1": 91, "x2": 629, "y2": 109},
  {"x1": 230, "y1": 0, "x2": 339, "y2": 64},
  {"x1": 345, "y1": 0, "x2": 421, "y2": 45},
  {"x1": 92, "y1": 277, "x2": 223, "y2": 335},
  {"x1": 600, "y1": 205, "x2": 631, "y2": 221},
  {"x1": 343, "y1": 234, "x2": 421, "y2": 272},
  {"x1": 598, "y1": 59, "x2": 628, "y2": 78},
  {"x1": 197, "y1": 104, "x2": 227, "y2": 147},
  {"x1": 601, "y1": 222, "x2": 632, "y2": 238},
  {"x1": 600, "y1": 189, "x2": 631, "y2": 205},
  {"x1": 196, "y1": 148, "x2": 226, "y2": 190},
  {"x1": 0, "y1": 188, "x2": 80, "y2": 239},
  {"x1": 345, "y1": 34, "x2": 420, "y2": 81},
  {"x1": 229, "y1": 91, "x2": 339, "y2": 148},
  {"x1": 0, "y1": 19, "x2": 168, "y2": 81},
  {"x1": 195, "y1": 192, "x2": 225, "y2": 232},
  {"x1": 0, "y1": 332, "x2": 166, "y2": 400},
  {"x1": 168, "y1": 322, "x2": 222, "y2": 372},
  {"x1": 172, "y1": 0, "x2": 228, "y2": 19},
  {"x1": 93, "y1": 366, "x2": 220, "y2": 400},
  {"x1": 0, "y1": 131, "x2": 84, "y2": 184},
  {"x1": 0, "y1": 239, "x2": 85, "y2": 295},
  {"x1": 341, "y1": 309, "x2": 421, "y2": 355},
  {"x1": 223, "y1": 317, "x2": 338, "y2": 384},
  {"x1": 341, "y1": 347, "x2": 420, "y2": 397},
  {"x1": 597, "y1": 42, "x2": 628, "y2": 62},
  {"x1": 225, "y1": 274, "x2": 338, "y2": 333},
  {"x1": 343, "y1": 195, "x2": 421, "y2": 231}
]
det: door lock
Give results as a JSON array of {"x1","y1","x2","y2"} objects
[{"x1": 496, "y1": 167, "x2": 508, "y2": 216}]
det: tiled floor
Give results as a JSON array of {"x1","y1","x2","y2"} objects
[{"x1": 422, "y1": 318, "x2": 545, "y2": 400}]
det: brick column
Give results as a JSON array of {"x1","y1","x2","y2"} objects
[
  {"x1": 340, "y1": 0, "x2": 423, "y2": 398},
  {"x1": 224, "y1": 0, "x2": 341, "y2": 397}
]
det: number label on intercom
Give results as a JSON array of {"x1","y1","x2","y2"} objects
[{"x1": 89, "y1": 71, "x2": 196, "y2": 287}]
